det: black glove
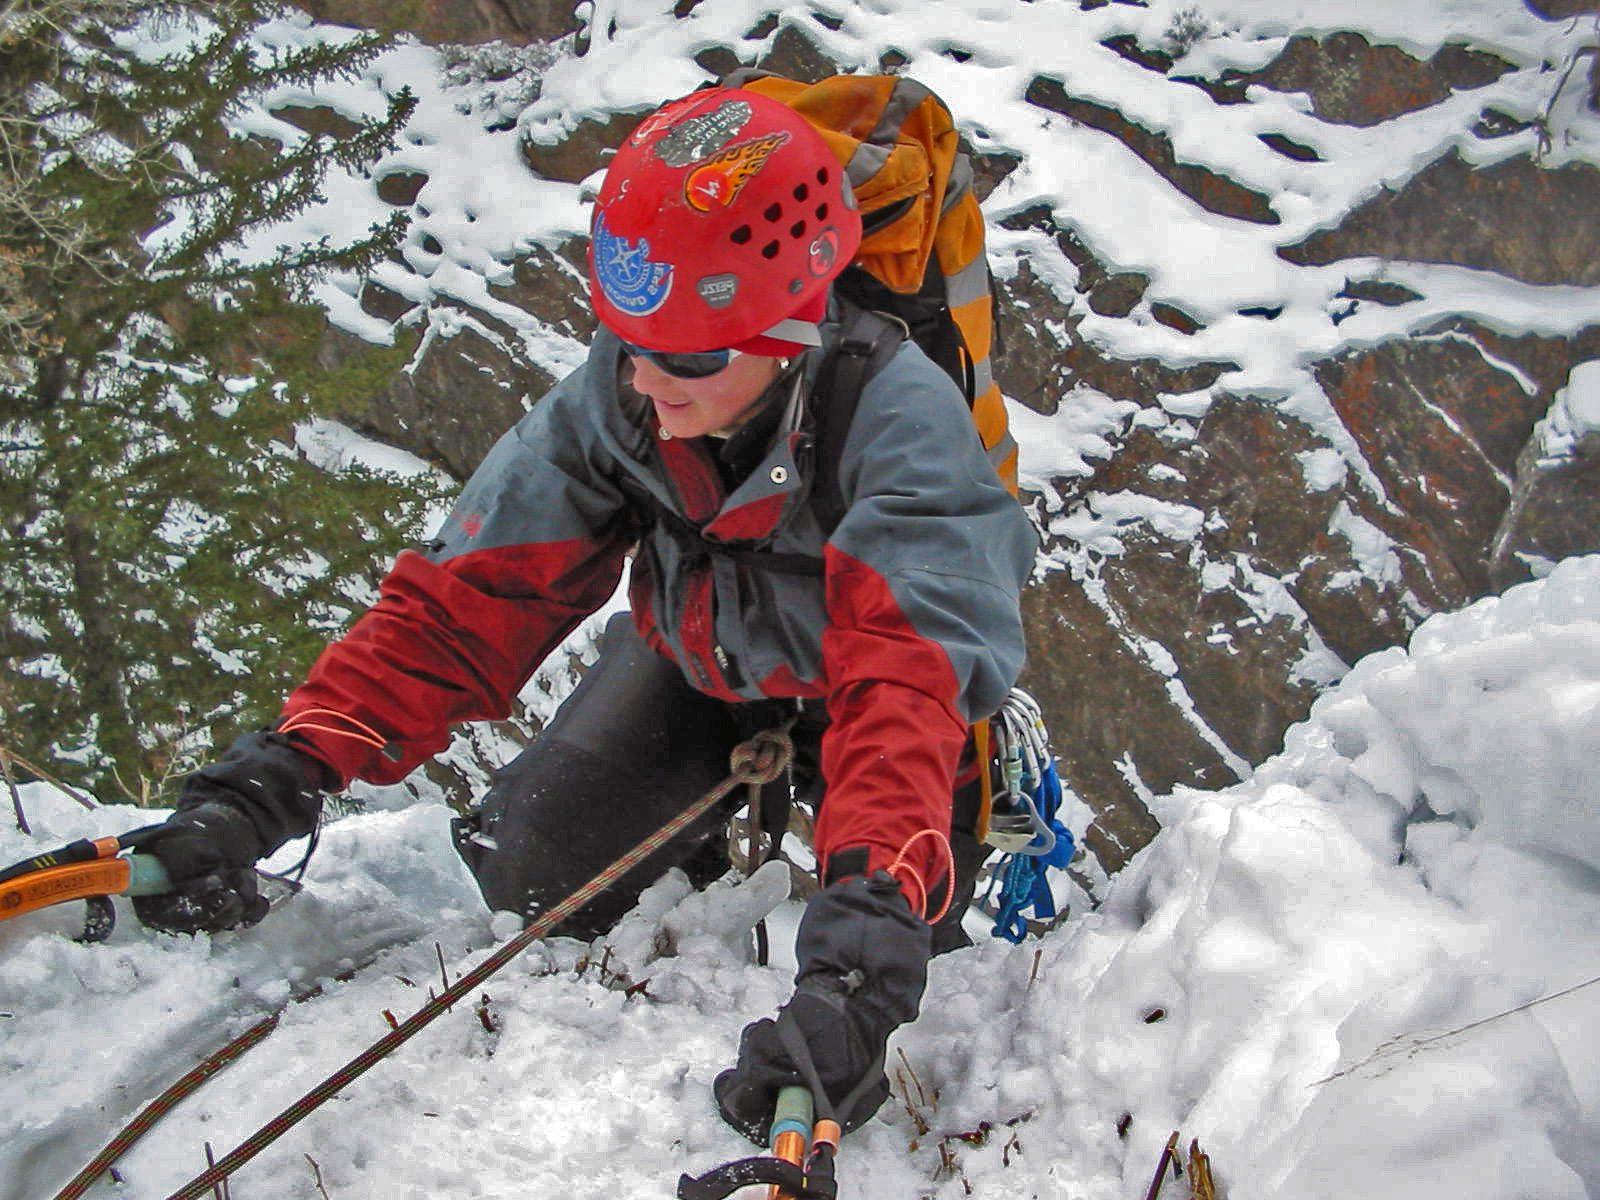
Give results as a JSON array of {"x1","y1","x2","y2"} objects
[
  {"x1": 129, "y1": 861, "x2": 271, "y2": 935},
  {"x1": 131, "y1": 731, "x2": 328, "y2": 935},
  {"x1": 714, "y1": 871, "x2": 932, "y2": 1144}
]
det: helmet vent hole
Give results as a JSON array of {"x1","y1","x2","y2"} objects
[
  {"x1": 815, "y1": 203, "x2": 829, "y2": 221},
  {"x1": 730, "y1": 225, "x2": 752, "y2": 245},
  {"x1": 764, "y1": 203, "x2": 783, "y2": 223},
  {"x1": 793, "y1": 183, "x2": 810, "y2": 202},
  {"x1": 761, "y1": 240, "x2": 781, "y2": 260},
  {"x1": 789, "y1": 220, "x2": 806, "y2": 239}
]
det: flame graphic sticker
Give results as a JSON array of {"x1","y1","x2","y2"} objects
[{"x1": 685, "y1": 132, "x2": 790, "y2": 213}]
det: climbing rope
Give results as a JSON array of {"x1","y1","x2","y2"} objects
[
  {"x1": 49, "y1": 924, "x2": 402, "y2": 1200},
  {"x1": 51, "y1": 1016, "x2": 281, "y2": 1200},
  {"x1": 53, "y1": 726, "x2": 794, "y2": 1200}
]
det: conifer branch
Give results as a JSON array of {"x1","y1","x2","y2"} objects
[{"x1": 1, "y1": 0, "x2": 436, "y2": 791}]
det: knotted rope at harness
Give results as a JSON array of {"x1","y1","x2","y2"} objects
[
  {"x1": 147, "y1": 725, "x2": 795, "y2": 1200},
  {"x1": 729, "y1": 724, "x2": 793, "y2": 796}
]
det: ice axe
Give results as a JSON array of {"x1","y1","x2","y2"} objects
[
  {"x1": 0, "y1": 826, "x2": 299, "y2": 944},
  {"x1": 676, "y1": 1086, "x2": 840, "y2": 1200}
]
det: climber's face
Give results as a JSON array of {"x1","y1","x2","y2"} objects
[{"x1": 625, "y1": 349, "x2": 785, "y2": 440}]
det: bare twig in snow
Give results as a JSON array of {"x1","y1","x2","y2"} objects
[
  {"x1": 305, "y1": 1154, "x2": 332, "y2": 1199},
  {"x1": 203, "y1": 1142, "x2": 229, "y2": 1200},
  {"x1": 1535, "y1": 44, "x2": 1600, "y2": 158},
  {"x1": 2, "y1": 744, "x2": 28, "y2": 834},
  {"x1": 0, "y1": 739, "x2": 97, "y2": 810},
  {"x1": 436, "y1": 942, "x2": 454, "y2": 1011},
  {"x1": 896, "y1": 1047, "x2": 929, "y2": 1110}
]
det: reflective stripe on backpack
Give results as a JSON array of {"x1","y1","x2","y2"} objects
[{"x1": 726, "y1": 70, "x2": 1019, "y2": 497}]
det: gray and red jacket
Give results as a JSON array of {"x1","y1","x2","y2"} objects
[{"x1": 279, "y1": 312, "x2": 1036, "y2": 900}]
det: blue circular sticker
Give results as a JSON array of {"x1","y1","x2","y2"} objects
[{"x1": 594, "y1": 212, "x2": 674, "y2": 316}]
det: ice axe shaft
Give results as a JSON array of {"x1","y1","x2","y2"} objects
[
  {"x1": 767, "y1": 1086, "x2": 812, "y2": 1200},
  {"x1": 674, "y1": 1087, "x2": 839, "y2": 1200},
  {"x1": 0, "y1": 827, "x2": 172, "y2": 933}
]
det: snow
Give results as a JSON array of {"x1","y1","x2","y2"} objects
[
  {"x1": 1538, "y1": 360, "x2": 1600, "y2": 463},
  {"x1": 5, "y1": 558, "x2": 1598, "y2": 1198},
  {"x1": 226, "y1": 0, "x2": 1600, "y2": 549},
  {"x1": 5, "y1": 1, "x2": 1599, "y2": 1197}
]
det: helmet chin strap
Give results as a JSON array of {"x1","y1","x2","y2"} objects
[{"x1": 711, "y1": 355, "x2": 802, "y2": 438}]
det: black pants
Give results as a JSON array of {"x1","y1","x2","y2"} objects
[{"x1": 452, "y1": 614, "x2": 990, "y2": 953}]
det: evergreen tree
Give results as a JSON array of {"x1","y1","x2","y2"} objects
[{"x1": 0, "y1": 1, "x2": 444, "y2": 800}]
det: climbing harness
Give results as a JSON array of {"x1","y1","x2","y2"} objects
[
  {"x1": 978, "y1": 689, "x2": 1077, "y2": 943},
  {"x1": 147, "y1": 724, "x2": 795, "y2": 1200}
]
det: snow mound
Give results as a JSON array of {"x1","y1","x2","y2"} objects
[{"x1": 909, "y1": 553, "x2": 1600, "y2": 1199}]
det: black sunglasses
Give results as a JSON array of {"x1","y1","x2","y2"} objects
[{"x1": 619, "y1": 341, "x2": 737, "y2": 380}]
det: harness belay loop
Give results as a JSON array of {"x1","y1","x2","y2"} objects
[{"x1": 981, "y1": 688, "x2": 1077, "y2": 943}]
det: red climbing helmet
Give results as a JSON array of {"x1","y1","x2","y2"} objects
[{"x1": 587, "y1": 87, "x2": 862, "y2": 355}]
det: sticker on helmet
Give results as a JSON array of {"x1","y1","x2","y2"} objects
[
  {"x1": 594, "y1": 213, "x2": 674, "y2": 317},
  {"x1": 629, "y1": 95, "x2": 703, "y2": 147},
  {"x1": 685, "y1": 132, "x2": 790, "y2": 213},
  {"x1": 653, "y1": 100, "x2": 753, "y2": 167},
  {"x1": 696, "y1": 274, "x2": 739, "y2": 308},
  {"x1": 808, "y1": 228, "x2": 841, "y2": 277}
]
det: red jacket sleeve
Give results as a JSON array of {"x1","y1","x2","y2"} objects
[
  {"x1": 815, "y1": 546, "x2": 970, "y2": 912},
  {"x1": 279, "y1": 361, "x2": 634, "y2": 786},
  {"x1": 281, "y1": 539, "x2": 627, "y2": 786},
  {"x1": 808, "y1": 345, "x2": 1035, "y2": 915}
]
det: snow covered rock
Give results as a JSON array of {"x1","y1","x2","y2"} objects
[{"x1": 243, "y1": 2, "x2": 1600, "y2": 869}]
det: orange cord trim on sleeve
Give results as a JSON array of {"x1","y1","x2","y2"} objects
[
  {"x1": 277, "y1": 708, "x2": 389, "y2": 751},
  {"x1": 886, "y1": 828, "x2": 957, "y2": 925}
]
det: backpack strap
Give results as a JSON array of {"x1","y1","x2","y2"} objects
[
  {"x1": 646, "y1": 494, "x2": 830, "y2": 577},
  {"x1": 806, "y1": 305, "x2": 908, "y2": 539}
]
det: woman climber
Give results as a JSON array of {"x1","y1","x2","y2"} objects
[{"x1": 129, "y1": 83, "x2": 1036, "y2": 1146}]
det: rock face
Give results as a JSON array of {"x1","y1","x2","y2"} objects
[
  {"x1": 521, "y1": 111, "x2": 640, "y2": 184},
  {"x1": 1526, "y1": 0, "x2": 1600, "y2": 18},
  {"x1": 1281, "y1": 153, "x2": 1600, "y2": 287},
  {"x1": 1025, "y1": 76, "x2": 1280, "y2": 224},
  {"x1": 324, "y1": 240, "x2": 596, "y2": 481},
  {"x1": 1490, "y1": 352, "x2": 1600, "y2": 586},
  {"x1": 1493, "y1": 430, "x2": 1600, "y2": 584},
  {"x1": 310, "y1": 13, "x2": 1600, "y2": 873},
  {"x1": 1224, "y1": 33, "x2": 1512, "y2": 126}
]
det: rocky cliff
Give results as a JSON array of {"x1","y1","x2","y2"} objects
[{"x1": 276, "y1": 0, "x2": 1600, "y2": 875}]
